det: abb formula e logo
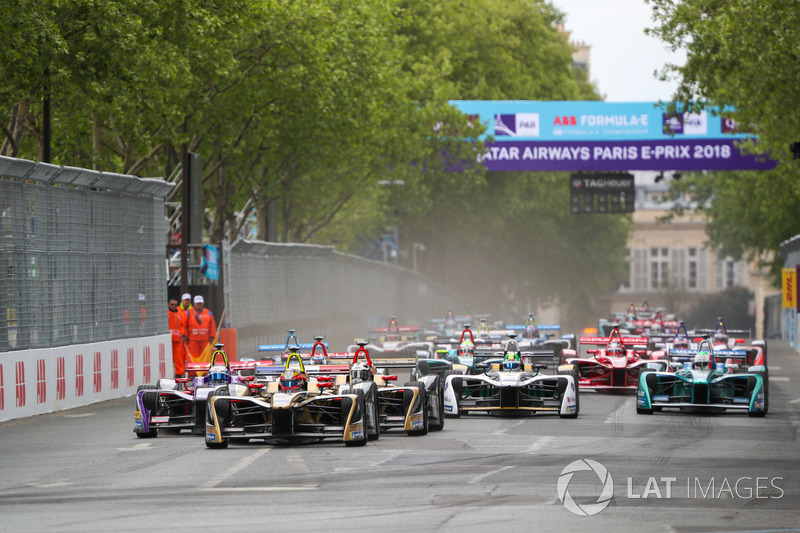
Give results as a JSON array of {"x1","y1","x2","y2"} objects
[{"x1": 557, "y1": 459, "x2": 614, "y2": 516}]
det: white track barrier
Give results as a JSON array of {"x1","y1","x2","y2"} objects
[{"x1": 0, "y1": 335, "x2": 170, "y2": 422}]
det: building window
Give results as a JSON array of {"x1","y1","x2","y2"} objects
[
  {"x1": 725, "y1": 257, "x2": 735, "y2": 288},
  {"x1": 650, "y1": 247, "x2": 669, "y2": 289},
  {"x1": 688, "y1": 248, "x2": 697, "y2": 289}
]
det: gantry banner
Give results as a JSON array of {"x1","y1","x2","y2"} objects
[{"x1": 451, "y1": 101, "x2": 776, "y2": 172}]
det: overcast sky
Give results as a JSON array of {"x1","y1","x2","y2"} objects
[{"x1": 548, "y1": 0, "x2": 686, "y2": 102}]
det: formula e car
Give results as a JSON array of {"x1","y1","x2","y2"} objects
[
  {"x1": 561, "y1": 326, "x2": 668, "y2": 392},
  {"x1": 443, "y1": 335, "x2": 580, "y2": 418},
  {"x1": 347, "y1": 316, "x2": 434, "y2": 358},
  {"x1": 693, "y1": 317, "x2": 767, "y2": 366},
  {"x1": 636, "y1": 339, "x2": 768, "y2": 417},
  {"x1": 205, "y1": 349, "x2": 373, "y2": 447},
  {"x1": 134, "y1": 345, "x2": 255, "y2": 438}
]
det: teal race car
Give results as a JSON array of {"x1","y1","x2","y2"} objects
[{"x1": 636, "y1": 339, "x2": 768, "y2": 417}]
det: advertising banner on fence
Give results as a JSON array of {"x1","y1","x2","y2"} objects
[
  {"x1": 451, "y1": 101, "x2": 777, "y2": 172},
  {"x1": 782, "y1": 268, "x2": 796, "y2": 309}
]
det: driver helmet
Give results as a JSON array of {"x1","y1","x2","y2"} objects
[
  {"x1": 713, "y1": 332, "x2": 729, "y2": 346},
  {"x1": 650, "y1": 322, "x2": 662, "y2": 334},
  {"x1": 279, "y1": 368, "x2": 307, "y2": 392},
  {"x1": 207, "y1": 365, "x2": 231, "y2": 386},
  {"x1": 350, "y1": 362, "x2": 372, "y2": 383},
  {"x1": 606, "y1": 341, "x2": 623, "y2": 357},
  {"x1": 310, "y1": 353, "x2": 326, "y2": 365},
  {"x1": 694, "y1": 349, "x2": 713, "y2": 371},
  {"x1": 503, "y1": 355, "x2": 521, "y2": 371},
  {"x1": 458, "y1": 340, "x2": 475, "y2": 357}
]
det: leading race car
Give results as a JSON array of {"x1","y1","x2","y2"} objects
[
  {"x1": 134, "y1": 344, "x2": 255, "y2": 438},
  {"x1": 561, "y1": 326, "x2": 668, "y2": 392},
  {"x1": 636, "y1": 339, "x2": 768, "y2": 417},
  {"x1": 204, "y1": 347, "x2": 373, "y2": 447},
  {"x1": 443, "y1": 335, "x2": 580, "y2": 418}
]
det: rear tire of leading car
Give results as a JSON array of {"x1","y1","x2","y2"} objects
[
  {"x1": 136, "y1": 385, "x2": 158, "y2": 438},
  {"x1": 205, "y1": 389, "x2": 229, "y2": 449},
  {"x1": 345, "y1": 389, "x2": 368, "y2": 447},
  {"x1": 404, "y1": 381, "x2": 429, "y2": 436},
  {"x1": 428, "y1": 376, "x2": 445, "y2": 431}
]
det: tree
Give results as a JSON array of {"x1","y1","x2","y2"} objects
[{"x1": 647, "y1": 0, "x2": 800, "y2": 284}]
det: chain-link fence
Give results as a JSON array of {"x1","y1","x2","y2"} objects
[
  {"x1": 224, "y1": 239, "x2": 471, "y2": 357},
  {"x1": 0, "y1": 156, "x2": 173, "y2": 352}
]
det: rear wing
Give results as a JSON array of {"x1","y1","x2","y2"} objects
[
  {"x1": 258, "y1": 342, "x2": 328, "y2": 352},
  {"x1": 579, "y1": 336, "x2": 649, "y2": 347}
]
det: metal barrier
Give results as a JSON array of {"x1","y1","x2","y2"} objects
[
  {"x1": 0, "y1": 156, "x2": 173, "y2": 352},
  {"x1": 224, "y1": 239, "x2": 470, "y2": 357}
]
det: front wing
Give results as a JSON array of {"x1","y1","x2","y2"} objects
[
  {"x1": 568, "y1": 359, "x2": 668, "y2": 391},
  {"x1": 637, "y1": 371, "x2": 766, "y2": 414},
  {"x1": 443, "y1": 373, "x2": 577, "y2": 416},
  {"x1": 205, "y1": 392, "x2": 365, "y2": 445}
]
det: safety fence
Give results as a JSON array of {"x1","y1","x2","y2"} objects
[
  {"x1": 224, "y1": 239, "x2": 471, "y2": 358},
  {"x1": 0, "y1": 156, "x2": 173, "y2": 353}
]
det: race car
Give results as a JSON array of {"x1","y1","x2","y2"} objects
[
  {"x1": 343, "y1": 340, "x2": 444, "y2": 435},
  {"x1": 442, "y1": 335, "x2": 580, "y2": 418},
  {"x1": 204, "y1": 347, "x2": 374, "y2": 447},
  {"x1": 133, "y1": 344, "x2": 256, "y2": 438},
  {"x1": 505, "y1": 313, "x2": 572, "y2": 347},
  {"x1": 693, "y1": 317, "x2": 767, "y2": 366},
  {"x1": 561, "y1": 326, "x2": 669, "y2": 392},
  {"x1": 346, "y1": 316, "x2": 434, "y2": 358},
  {"x1": 636, "y1": 339, "x2": 768, "y2": 417}
]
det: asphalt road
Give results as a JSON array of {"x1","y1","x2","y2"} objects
[{"x1": 1, "y1": 341, "x2": 799, "y2": 533}]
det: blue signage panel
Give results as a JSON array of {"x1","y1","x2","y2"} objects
[{"x1": 450, "y1": 101, "x2": 777, "y2": 171}]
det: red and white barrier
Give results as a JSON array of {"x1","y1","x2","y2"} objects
[{"x1": 0, "y1": 335, "x2": 170, "y2": 422}]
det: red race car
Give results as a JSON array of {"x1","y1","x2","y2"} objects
[{"x1": 561, "y1": 326, "x2": 668, "y2": 392}]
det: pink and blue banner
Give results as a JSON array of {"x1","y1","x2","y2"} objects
[{"x1": 451, "y1": 101, "x2": 776, "y2": 172}]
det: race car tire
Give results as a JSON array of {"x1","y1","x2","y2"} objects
[
  {"x1": 404, "y1": 382, "x2": 429, "y2": 436},
  {"x1": 443, "y1": 371, "x2": 462, "y2": 418},
  {"x1": 428, "y1": 376, "x2": 445, "y2": 431},
  {"x1": 557, "y1": 367, "x2": 580, "y2": 418},
  {"x1": 752, "y1": 339, "x2": 767, "y2": 367},
  {"x1": 205, "y1": 389, "x2": 229, "y2": 449},
  {"x1": 135, "y1": 385, "x2": 159, "y2": 438},
  {"x1": 748, "y1": 369, "x2": 768, "y2": 417},
  {"x1": 344, "y1": 389, "x2": 368, "y2": 447},
  {"x1": 636, "y1": 405, "x2": 654, "y2": 415},
  {"x1": 367, "y1": 384, "x2": 380, "y2": 441}
]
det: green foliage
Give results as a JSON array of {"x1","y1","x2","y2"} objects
[
  {"x1": 0, "y1": 0, "x2": 628, "y2": 317},
  {"x1": 648, "y1": 0, "x2": 800, "y2": 287}
]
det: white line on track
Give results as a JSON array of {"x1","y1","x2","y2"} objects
[
  {"x1": 789, "y1": 398, "x2": 800, "y2": 404},
  {"x1": 492, "y1": 419, "x2": 526, "y2": 435},
  {"x1": 604, "y1": 397, "x2": 633, "y2": 424},
  {"x1": 197, "y1": 486, "x2": 318, "y2": 492},
  {"x1": 116, "y1": 442, "x2": 153, "y2": 451},
  {"x1": 525, "y1": 435, "x2": 554, "y2": 454},
  {"x1": 65, "y1": 413, "x2": 94, "y2": 418},
  {"x1": 198, "y1": 448, "x2": 270, "y2": 490},
  {"x1": 769, "y1": 366, "x2": 782, "y2": 370},
  {"x1": 770, "y1": 377, "x2": 790, "y2": 382},
  {"x1": 468, "y1": 465, "x2": 514, "y2": 484}
]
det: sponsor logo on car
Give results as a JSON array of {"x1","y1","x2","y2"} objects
[
  {"x1": 151, "y1": 416, "x2": 169, "y2": 423},
  {"x1": 206, "y1": 433, "x2": 217, "y2": 442},
  {"x1": 350, "y1": 430, "x2": 364, "y2": 439}
]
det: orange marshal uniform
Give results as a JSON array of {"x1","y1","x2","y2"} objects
[
  {"x1": 186, "y1": 307, "x2": 216, "y2": 362},
  {"x1": 168, "y1": 307, "x2": 188, "y2": 376}
]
